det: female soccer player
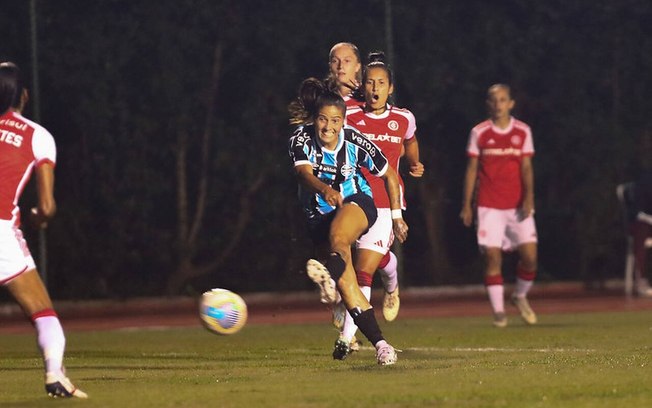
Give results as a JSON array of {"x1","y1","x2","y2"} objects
[
  {"x1": 331, "y1": 52, "x2": 424, "y2": 359},
  {"x1": 288, "y1": 77, "x2": 406, "y2": 365},
  {"x1": 460, "y1": 83, "x2": 538, "y2": 328},
  {"x1": 325, "y1": 42, "x2": 364, "y2": 108},
  {"x1": 0, "y1": 62, "x2": 87, "y2": 398}
]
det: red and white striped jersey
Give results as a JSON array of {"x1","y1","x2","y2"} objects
[
  {"x1": 466, "y1": 117, "x2": 534, "y2": 209},
  {"x1": 0, "y1": 111, "x2": 56, "y2": 225},
  {"x1": 347, "y1": 104, "x2": 416, "y2": 209}
]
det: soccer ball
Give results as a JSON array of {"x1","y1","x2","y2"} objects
[{"x1": 199, "y1": 288, "x2": 248, "y2": 335}]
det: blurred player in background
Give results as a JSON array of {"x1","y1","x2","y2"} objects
[
  {"x1": 460, "y1": 84, "x2": 538, "y2": 328},
  {"x1": 0, "y1": 62, "x2": 87, "y2": 398},
  {"x1": 331, "y1": 51, "x2": 424, "y2": 360},
  {"x1": 325, "y1": 42, "x2": 364, "y2": 108},
  {"x1": 288, "y1": 77, "x2": 406, "y2": 365}
]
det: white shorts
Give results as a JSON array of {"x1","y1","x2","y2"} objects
[
  {"x1": 356, "y1": 208, "x2": 394, "y2": 255},
  {"x1": 0, "y1": 221, "x2": 35, "y2": 285},
  {"x1": 477, "y1": 206, "x2": 537, "y2": 251}
]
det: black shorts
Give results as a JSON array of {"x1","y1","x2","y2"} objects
[{"x1": 307, "y1": 193, "x2": 378, "y2": 246}]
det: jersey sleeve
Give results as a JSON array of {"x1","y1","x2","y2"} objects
[
  {"x1": 288, "y1": 127, "x2": 312, "y2": 167},
  {"x1": 466, "y1": 128, "x2": 480, "y2": 157},
  {"x1": 404, "y1": 110, "x2": 417, "y2": 141},
  {"x1": 522, "y1": 126, "x2": 534, "y2": 156},
  {"x1": 351, "y1": 129, "x2": 389, "y2": 177},
  {"x1": 31, "y1": 126, "x2": 56, "y2": 167}
]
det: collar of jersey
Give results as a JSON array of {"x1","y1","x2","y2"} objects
[
  {"x1": 362, "y1": 103, "x2": 391, "y2": 119},
  {"x1": 490, "y1": 116, "x2": 514, "y2": 134}
]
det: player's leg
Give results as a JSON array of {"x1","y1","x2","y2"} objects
[
  {"x1": 632, "y1": 219, "x2": 652, "y2": 296},
  {"x1": 378, "y1": 251, "x2": 400, "y2": 321},
  {"x1": 329, "y1": 201, "x2": 396, "y2": 365},
  {"x1": 5, "y1": 269, "x2": 87, "y2": 398},
  {"x1": 508, "y1": 212, "x2": 538, "y2": 324},
  {"x1": 477, "y1": 207, "x2": 508, "y2": 327},
  {"x1": 483, "y1": 247, "x2": 507, "y2": 327}
]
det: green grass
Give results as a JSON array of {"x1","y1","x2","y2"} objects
[{"x1": 1, "y1": 311, "x2": 651, "y2": 407}]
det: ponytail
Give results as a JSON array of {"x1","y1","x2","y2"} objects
[{"x1": 289, "y1": 77, "x2": 345, "y2": 125}]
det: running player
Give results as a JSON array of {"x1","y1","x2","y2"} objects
[
  {"x1": 331, "y1": 51, "x2": 424, "y2": 359},
  {"x1": 288, "y1": 77, "x2": 406, "y2": 365},
  {"x1": 460, "y1": 83, "x2": 538, "y2": 328},
  {"x1": 0, "y1": 62, "x2": 87, "y2": 398}
]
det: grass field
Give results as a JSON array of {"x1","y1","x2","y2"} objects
[{"x1": 1, "y1": 311, "x2": 651, "y2": 407}]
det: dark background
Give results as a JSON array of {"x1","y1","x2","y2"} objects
[{"x1": 1, "y1": 0, "x2": 651, "y2": 299}]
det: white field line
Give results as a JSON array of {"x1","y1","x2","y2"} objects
[{"x1": 357, "y1": 346, "x2": 596, "y2": 353}]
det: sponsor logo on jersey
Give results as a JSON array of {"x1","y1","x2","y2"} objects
[
  {"x1": 0, "y1": 129, "x2": 23, "y2": 147},
  {"x1": 350, "y1": 132, "x2": 377, "y2": 157},
  {"x1": 0, "y1": 119, "x2": 27, "y2": 131},
  {"x1": 314, "y1": 163, "x2": 337, "y2": 174},
  {"x1": 365, "y1": 133, "x2": 402, "y2": 144},
  {"x1": 388, "y1": 120, "x2": 399, "y2": 131},
  {"x1": 482, "y1": 147, "x2": 521, "y2": 156}
]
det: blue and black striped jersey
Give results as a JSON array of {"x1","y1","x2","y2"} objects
[{"x1": 289, "y1": 124, "x2": 389, "y2": 219}]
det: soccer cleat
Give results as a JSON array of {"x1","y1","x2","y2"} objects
[
  {"x1": 306, "y1": 259, "x2": 338, "y2": 304},
  {"x1": 493, "y1": 312, "x2": 508, "y2": 328},
  {"x1": 332, "y1": 301, "x2": 346, "y2": 330},
  {"x1": 349, "y1": 335, "x2": 361, "y2": 352},
  {"x1": 375, "y1": 341, "x2": 397, "y2": 366},
  {"x1": 382, "y1": 287, "x2": 400, "y2": 322},
  {"x1": 332, "y1": 337, "x2": 351, "y2": 360},
  {"x1": 511, "y1": 295, "x2": 537, "y2": 325},
  {"x1": 45, "y1": 372, "x2": 88, "y2": 399}
]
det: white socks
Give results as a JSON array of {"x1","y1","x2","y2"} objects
[{"x1": 34, "y1": 316, "x2": 66, "y2": 375}]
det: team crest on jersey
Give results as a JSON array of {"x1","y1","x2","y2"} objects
[
  {"x1": 510, "y1": 135, "x2": 522, "y2": 146},
  {"x1": 340, "y1": 164, "x2": 354, "y2": 177},
  {"x1": 388, "y1": 120, "x2": 399, "y2": 131}
]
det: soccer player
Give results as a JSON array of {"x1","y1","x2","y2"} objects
[
  {"x1": 288, "y1": 77, "x2": 406, "y2": 365},
  {"x1": 460, "y1": 83, "x2": 538, "y2": 328},
  {"x1": 0, "y1": 62, "x2": 87, "y2": 398},
  {"x1": 629, "y1": 167, "x2": 652, "y2": 296},
  {"x1": 331, "y1": 51, "x2": 424, "y2": 359},
  {"x1": 325, "y1": 42, "x2": 364, "y2": 108}
]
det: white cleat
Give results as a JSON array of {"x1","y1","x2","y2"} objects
[
  {"x1": 382, "y1": 287, "x2": 400, "y2": 322},
  {"x1": 306, "y1": 259, "x2": 339, "y2": 304},
  {"x1": 511, "y1": 295, "x2": 537, "y2": 325},
  {"x1": 45, "y1": 371, "x2": 88, "y2": 399},
  {"x1": 375, "y1": 341, "x2": 398, "y2": 366}
]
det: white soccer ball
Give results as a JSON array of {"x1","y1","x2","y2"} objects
[{"x1": 199, "y1": 288, "x2": 248, "y2": 335}]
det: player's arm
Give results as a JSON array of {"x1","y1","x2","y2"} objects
[
  {"x1": 460, "y1": 156, "x2": 478, "y2": 227},
  {"x1": 520, "y1": 156, "x2": 535, "y2": 217},
  {"x1": 30, "y1": 162, "x2": 57, "y2": 229},
  {"x1": 404, "y1": 136, "x2": 424, "y2": 178},
  {"x1": 380, "y1": 166, "x2": 409, "y2": 243},
  {"x1": 294, "y1": 164, "x2": 343, "y2": 207}
]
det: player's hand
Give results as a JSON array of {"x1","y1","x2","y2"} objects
[
  {"x1": 344, "y1": 78, "x2": 360, "y2": 91},
  {"x1": 520, "y1": 200, "x2": 535, "y2": 220},
  {"x1": 321, "y1": 187, "x2": 343, "y2": 208},
  {"x1": 392, "y1": 218, "x2": 409, "y2": 243},
  {"x1": 460, "y1": 205, "x2": 473, "y2": 227},
  {"x1": 409, "y1": 162, "x2": 425, "y2": 178},
  {"x1": 28, "y1": 207, "x2": 48, "y2": 229}
]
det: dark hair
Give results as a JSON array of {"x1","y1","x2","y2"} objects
[
  {"x1": 363, "y1": 51, "x2": 393, "y2": 85},
  {"x1": 0, "y1": 62, "x2": 23, "y2": 114},
  {"x1": 288, "y1": 77, "x2": 346, "y2": 125}
]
